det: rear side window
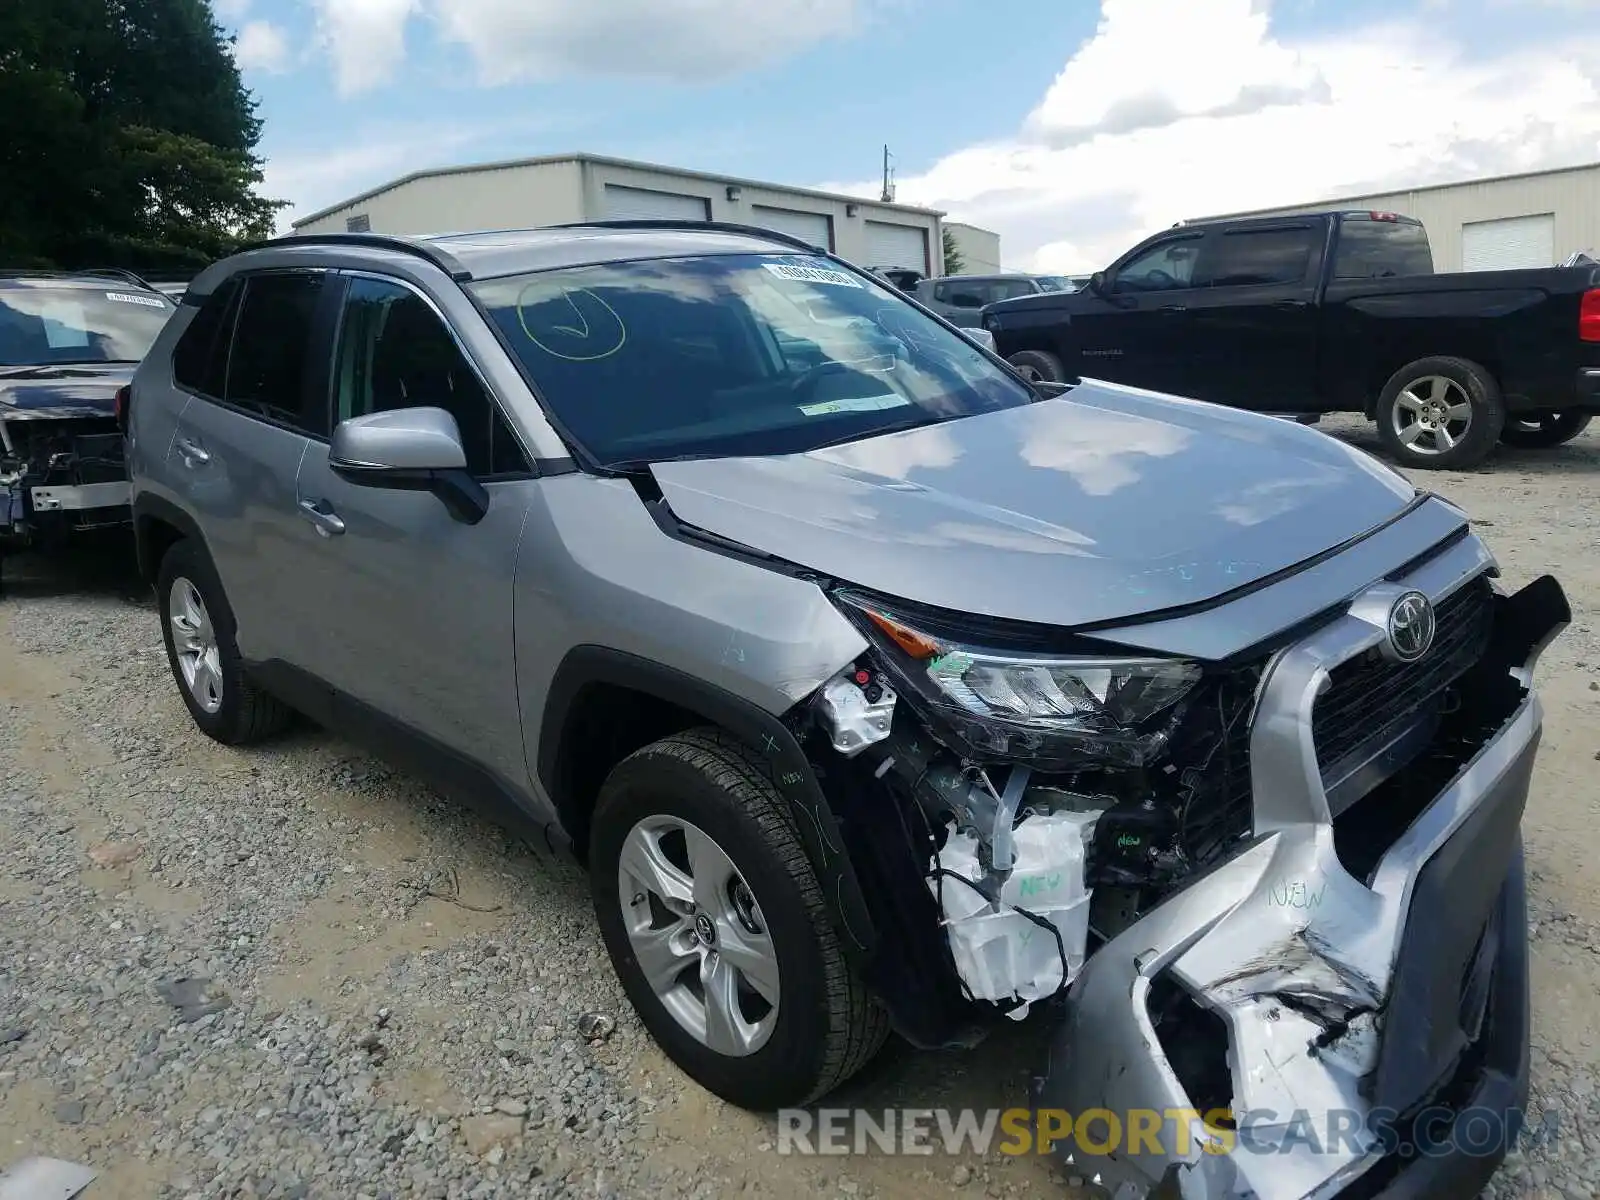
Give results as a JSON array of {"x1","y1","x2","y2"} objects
[
  {"x1": 171, "y1": 279, "x2": 240, "y2": 396},
  {"x1": 224, "y1": 272, "x2": 326, "y2": 434},
  {"x1": 1196, "y1": 228, "x2": 1315, "y2": 287},
  {"x1": 1332, "y1": 219, "x2": 1434, "y2": 279}
]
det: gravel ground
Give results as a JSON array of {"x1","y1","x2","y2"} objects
[{"x1": 2, "y1": 417, "x2": 1599, "y2": 1200}]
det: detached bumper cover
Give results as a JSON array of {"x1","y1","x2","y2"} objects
[{"x1": 1035, "y1": 546, "x2": 1566, "y2": 1200}]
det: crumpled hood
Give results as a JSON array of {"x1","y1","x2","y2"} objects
[
  {"x1": 0, "y1": 367, "x2": 131, "y2": 420},
  {"x1": 651, "y1": 380, "x2": 1418, "y2": 627}
]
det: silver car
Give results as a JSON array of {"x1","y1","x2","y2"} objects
[{"x1": 126, "y1": 221, "x2": 1565, "y2": 1199}]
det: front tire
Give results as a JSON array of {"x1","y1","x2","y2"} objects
[
  {"x1": 1375, "y1": 356, "x2": 1505, "y2": 470},
  {"x1": 590, "y1": 728, "x2": 887, "y2": 1110},
  {"x1": 157, "y1": 539, "x2": 292, "y2": 744},
  {"x1": 1499, "y1": 411, "x2": 1591, "y2": 449},
  {"x1": 1007, "y1": 349, "x2": 1066, "y2": 384}
]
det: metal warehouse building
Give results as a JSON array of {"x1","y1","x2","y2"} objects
[
  {"x1": 1198, "y1": 160, "x2": 1600, "y2": 272},
  {"x1": 946, "y1": 221, "x2": 1002, "y2": 273},
  {"x1": 291, "y1": 152, "x2": 946, "y2": 277}
]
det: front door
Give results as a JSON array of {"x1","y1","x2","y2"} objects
[
  {"x1": 286, "y1": 273, "x2": 538, "y2": 791},
  {"x1": 1079, "y1": 233, "x2": 1205, "y2": 394}
]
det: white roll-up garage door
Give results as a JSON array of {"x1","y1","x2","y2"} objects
[
  {"x1": 1461, "y1": 214, "x2": 1554, "y2": 271},
  {"x1": 603, "y1": 185, "x2": 710, "y2": 222},
  {"x1": 750, "y1": 205, "x2": 832, "y2": 250},
  {"x1": 866, "y1": 221, "x2": 929, "y2": 273}
]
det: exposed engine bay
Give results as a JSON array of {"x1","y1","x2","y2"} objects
[
  {"x1": 0, "y1": 412, "x2": 129, "y2": 549},
  {"x1": 787, "y1": 536, "x2": 1570, "y2": 1198},
  {"x1": 806, "y1": 595, "x2": 1263, "y2": 1023}
]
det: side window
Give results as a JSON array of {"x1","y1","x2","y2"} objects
[
  {"x1": 332, "y1": 276, "x2": 528, "y2": 478},
  {"x1": 1111, "y1": 240, "x2": 1200, "y2": 293},
  {"x1": 170, "y1": 279, "x2": 240, "y2": 397},
  {"x1": 936, "y1": 281, "x2": 991, "y2": 309},
  {"x1": 225, "y1": 272, "x2": 326, "y2": 433},
  {"x1": 1195, "y1": 228, "x2": 1316, "y2": 288},
  {"x1": 991, "y1": 279, "x2": 1037, "y2": 302},
  {"x1": 1331, "y1": 219, "x2": 1434, "y2": 279}
]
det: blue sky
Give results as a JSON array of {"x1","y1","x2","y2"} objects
[{"x1": 227, "y1": 0, "x2": 1600, "y2": 270}]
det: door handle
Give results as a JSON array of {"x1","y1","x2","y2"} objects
[
  {"x1": 1157, "y1": 304, "x2": 1188, "y2": 314},
  {"x1": 174, "y1": 436, "x2": 210, "y2": 465},
  {"x1": 297, "y1": 498, "x2": 346, "y2": 537},
  {"x1": 1273, "y1": 299, "x2": 1310, "y2": 309}
]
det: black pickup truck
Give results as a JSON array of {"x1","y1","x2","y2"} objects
[{"x1": 983, "y1": 210, "x2": 1600, "y2": 468}]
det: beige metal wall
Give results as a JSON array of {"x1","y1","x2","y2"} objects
[
  {"x1": 575, "y1": 160, "x2": 941, "y2": 274},
  {"x1": 293, "y1": 156, "x2": 944, "y2": 276},
  {"x1": 292, "y1": 160, "x2": 588, "y2": 236},
  {"x1": 1205, "y1": 164, "x2": 1600, "y2": 272},
  {"x1": 947, "y1": 222, "x2": 1002, "y2": 273}
]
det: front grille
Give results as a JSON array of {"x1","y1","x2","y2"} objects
[{"x1": 1313, "y1": 577, "x2": 1494, "y2": 777}]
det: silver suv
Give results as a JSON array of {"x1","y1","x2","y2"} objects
[{"x1": 127, "y1": 222, "x2": 1566, "y2": 1200}]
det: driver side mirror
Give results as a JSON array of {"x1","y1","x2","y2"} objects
[
  {"x1": 1088, "y1": 270, "x2": 1108, "y2": 296},
  {"x1": 329, "y1": 406, "x2": 489, "y2": 524}
]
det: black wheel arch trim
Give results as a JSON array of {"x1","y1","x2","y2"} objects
[
  {"x1": 131, "y1": 492, "x2": 206, "y2": 584},
  {"x1": 538, "y1": 644, "x2": 879, "y2": 962}
]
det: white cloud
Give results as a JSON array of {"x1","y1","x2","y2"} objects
[
  {"x1": 823, "y1": 0, "x2": 1600, "y2": 272},
  {"x1": 309, "y1": 0, "x2": 865, "y2": 93},
  {"x1": 311, "y1": 0, "x2": 420, "y2": 95},
  {"x1": 233, "y1": 20, "x2": 290, "y2": 73}
]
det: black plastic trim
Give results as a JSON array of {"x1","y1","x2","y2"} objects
[
  {"x1": 538, "y1": 645, "x2": 879, "y2": 963},
  {"x1": 130, "y1": 492, "x2": 205, "y2": 584}
]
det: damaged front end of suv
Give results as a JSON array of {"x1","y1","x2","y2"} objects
[{"x1": 731, "y1": 475, "x2": 1567, "y2": 1198}]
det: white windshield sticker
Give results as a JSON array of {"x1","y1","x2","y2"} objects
[
  {"x1": 105, "y1": 291, "x2": 166, "y2": 308},
  {"x1": 798, "y1": 394, "x2": 910, "y2": 417},
  {"x1": 762, "y1": 262, "x2": 863, "y2": 288}
]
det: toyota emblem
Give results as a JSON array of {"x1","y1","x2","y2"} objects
[{"x1": 1385, "y1": 591, "x2": 1436, "y2": 662}]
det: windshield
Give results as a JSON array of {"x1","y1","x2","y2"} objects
[
  {"x1": 471, "y1": 253, "x2": 1033, "y2": 466},
  {"x1": 0, "y1": 281, "x2": 173, "y2": 367}
]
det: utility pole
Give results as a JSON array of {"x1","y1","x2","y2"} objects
[{"x1": 880, "y1": 145, "x2": 895, "y2": 203}]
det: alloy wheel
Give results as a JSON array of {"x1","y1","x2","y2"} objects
[
  {"x1": 1391, "y1": 375, "x2": 1472, "y2": 457},
  {"x1": 617, "y1": 816, "x2": 780, "y2": 1057},
  {"x1": 168, "y1": 577, "x2": 223, "y2": 714}
]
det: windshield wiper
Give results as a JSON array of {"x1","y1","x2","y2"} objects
[
  {"x1": 599, "y1": 452, "x2": 720, "y2": 475},
  {"x1": 807, "y1": 415, "x2": 950, "y2": 451}
]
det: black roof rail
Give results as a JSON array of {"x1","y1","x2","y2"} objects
[
  {"x1": 258, "y1": 232, "x2": 473, "y2": 281},
  {"x1": 0, "y1": 266, "x2": 158, "y2": 289},
  {"x1": 77, "y1": 267, "x2": 158, "y2": 290},
  {"x1": 546, "y1": 218, "x2": 828, "y2": 256}
]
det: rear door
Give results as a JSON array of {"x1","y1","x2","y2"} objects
[
  {"x1": 1182, "y1": 222, "x2": 1323, "y2": 411},
  {"x1": 165, "y1": 269, "x2": 332, "y2": 669},
  {"x1": 285, "y1": 272, "x2": 537, "y2": 791}
]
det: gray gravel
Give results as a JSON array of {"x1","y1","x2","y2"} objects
[{"x1": 4, "y1": 418, "x2": 1600, "y2": 1199}]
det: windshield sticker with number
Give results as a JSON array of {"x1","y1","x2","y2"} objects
[
  {"x1": 104, "y1": 291, "x2": 167, "y2": 308},
  {"x1": 798, "y1": 394, "x2": 910, "y2": 417},
  {"x1": 762, "y1": 262, "x2": 863, "y2": 288}
]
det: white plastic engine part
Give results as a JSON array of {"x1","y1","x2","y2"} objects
[{"x1": 929, "y1": 811, "x2": 1098, "y2": 1012}]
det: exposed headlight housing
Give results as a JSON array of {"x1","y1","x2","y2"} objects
[{"x1": 834, "y1": 593, "x2": 1202, "y2": 768}]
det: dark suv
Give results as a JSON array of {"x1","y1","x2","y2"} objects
[{"x1": 1, "y1": 269, "x2": 174, "y2": 577}]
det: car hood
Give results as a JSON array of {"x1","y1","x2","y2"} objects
[
  {"x1": 0, "y1": 366, "x2": 131, "y2": 420},
  {"x1": 650, "y1": 380, "x2": 1419, "y2": 628}
]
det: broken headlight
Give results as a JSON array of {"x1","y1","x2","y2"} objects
[{"x1": 836, "y1": 593, "x2": 1202, "y2": 767}]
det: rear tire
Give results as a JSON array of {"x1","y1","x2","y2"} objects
[
  {"x1": 590, "y1": 727, "x2": 888, "y2": 1110},
  {"x1": 1499, "y1": 411, "x2": 1591, "y2": 449},
  {"x1": 157, "y1": 539, "x2": 292, "y2": 745},
  {"x1": 1375, "y1": 356, "x2": 1504, "y2": 470},
  {"x1": 1007, "y1": 349, "x2": 1067, "y2": 384}
]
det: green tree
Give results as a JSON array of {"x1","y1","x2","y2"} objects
[
  {"x1": 942, "y1": 227, "x2": 966, "y2": 275},
  {"x1": 0, "y1": 0, "x2": 282, "y2": 271}
]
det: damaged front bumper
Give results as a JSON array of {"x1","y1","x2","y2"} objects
[
  {"x1": 1033, "y1": 543, "x2": 1566, "y2": 1199},
  {"x1": 0, "y1": 416, "x2": 129, "y2": 549}
]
